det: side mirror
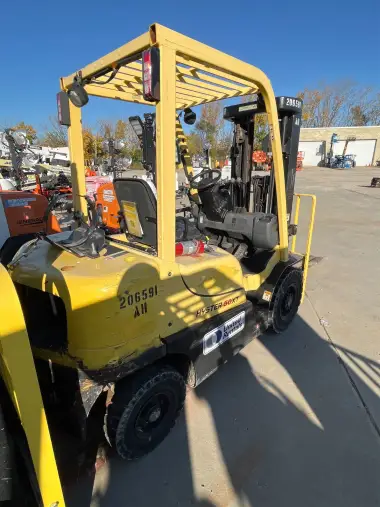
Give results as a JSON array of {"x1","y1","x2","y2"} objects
[
  {"x1": 68, "y1": 81, "x2": 89, "y2": 108},
  {"x1": 184, "y1": 108, "x2": 196, "y2": 125}
]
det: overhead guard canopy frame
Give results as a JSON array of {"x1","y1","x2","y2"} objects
[{"x1": 61, "y1": 23, "x2": 289, "y2": 262}]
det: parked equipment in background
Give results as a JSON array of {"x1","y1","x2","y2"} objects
[
  {"x1": 326, "y1": 132, "x2": 339, "y2": 167},
  {"x1": 102, "y1": 138, "x2": 127, "y2": 179},
  {"x1": 1, "y1": 129, "x2": 32, "y2": 189},
  {"x1": 327, "y1": 134, "x2": 357, "y2": 168},
  {"x1": 0, "y1": 131, "x2": 61, "y2": 263},
  {"x1": 252, "y1": 150, "x2": 268, "y2": 170},
  {"x1": 332, "y1": 153, "x2": 356, "y2": 169},
  {"x1": 296, "y1": 151, "x2": 305, "y2": 171}
]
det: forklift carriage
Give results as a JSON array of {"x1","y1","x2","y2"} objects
[{"x1": 4, "y1": 22, "x2": 316, "y2": 488}]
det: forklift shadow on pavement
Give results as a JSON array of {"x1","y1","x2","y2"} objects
[{"x1": 65, "y1": 264, "x2": 380, "y2": 507}]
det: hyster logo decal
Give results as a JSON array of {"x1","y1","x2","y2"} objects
[
  {"x1": 196, "y1": 296, "x2": 239, "y2": 317},
  {"x1": 203, "y1": 311, "x2": 245, "y2": 356}
]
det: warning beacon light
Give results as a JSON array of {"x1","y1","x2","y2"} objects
[{"x1": 142, "y1": 48, "x2": 160, "y2": 102}]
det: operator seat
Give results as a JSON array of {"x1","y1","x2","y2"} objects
[
  {"x1": 113, "y1": 178, "x2": 157, "y2": 248},
  {"x1": 113, "y1": 178, "x2": 202, "y2": 249}
]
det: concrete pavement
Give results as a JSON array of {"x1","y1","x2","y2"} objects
[
  {"x1": 67, "y1": 166, "x2": 380, "y2": 507},
  {"x1": 295, "y1": 166, "x2": 380, "y2": 430}
]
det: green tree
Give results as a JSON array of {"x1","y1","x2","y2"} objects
[
  {"x1": 193, "y1": 102, "x2": 232, "y2": 161},
  {"x1": 98, "y1": 118, "x2": 140, "y2": 159},
  {"x1": 253, "y1": 114, "x2": 268, "y2": 150},
  {"x1": 83, "y1": 128, "x2": 104, "y2": 162},
  {"x1": 194, "y1": 103, "x2": 222, "y2": 154},
  {"x1": 296, "y1": 82, "x2": 378, "y2": 127},
  {"x1": 115, "y1": 119, "x2": 128, "y2": 140},
  {"x1": 349, "y1": 105, "x2": 367, "y2": 126},
  {"x1": 367, "y1": 93, "x2": 380, "y2": 125},
  {"x1": 347, "y1": 92, "x2": 380, "y2": 126},
  {"x1": 186, "y1": 132, "x2": 203, "y2": 157}
]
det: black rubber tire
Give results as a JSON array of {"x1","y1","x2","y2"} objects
[
  {"x1": 105, "y1": 366, "x2": 186, "y2": 460},
  {"x1": 271, "y1": 268, "x2": 303, "y2": 334},
  {"x1": 0, "y1": 379, "x2": 40, "y2": 506}
]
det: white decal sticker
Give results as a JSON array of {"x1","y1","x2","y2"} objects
[
  {"x1": 102, "y1": 190, "x2": 115, "y2": 203},
  {"x1": 203, "y1": 311, "x2": 245, "y2": 355},
  {"x1": 238, "y1": 104, "x2": 258, "y2": 112},
  {"x1": 285, "y1": 97, "x2": 301, "y2": 109},
  {"x1": 262, "y1": 290, "x2": 272, "y2": 302}
]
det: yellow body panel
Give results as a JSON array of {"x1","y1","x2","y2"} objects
[
  {"x1": 242, "y1": 249, "x2": 281, "y2": 292},
  {"x1": 11, "y1": 239, "x2": 246, "y2": 371},
  {"x1": 0, "y1": 266, "x2": 65, "y2": 506}
]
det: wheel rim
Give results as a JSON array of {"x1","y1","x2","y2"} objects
[
  {"x1": 134, "y1": 391, "x2": 174, "y2": 440},
  {"x1": 280, "y1": 284, "x2": 296, "y2": 319}
]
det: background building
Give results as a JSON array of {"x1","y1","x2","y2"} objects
[{"x1": 299, "y1": 126, "x2": 380, "y2": 166}]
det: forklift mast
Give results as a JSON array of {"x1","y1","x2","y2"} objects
[
  {"x1": 129, "y1": 113, "x2": 156, "y2": 181},
  {"x1": 224, "y1": 95, "x2": 302, "y2": 219},
  {"x1": 129, "y1": 113, "x2": 186, "y2": 188},
  {"x1": 142, "y1": 114, "x2": 156, "y2": 177}
]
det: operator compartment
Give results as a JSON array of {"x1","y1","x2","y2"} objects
[
  {"x1": 111, "y1": 177, "x2": 242, "y2": 290},
  {"x1": 191, "y1": 96, "x2": 302, "y2": 266}
]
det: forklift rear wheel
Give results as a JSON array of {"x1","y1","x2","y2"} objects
[
  {"x1": 271, "y1": 269, "x2": 302, "y2": 333},
  {"x1": 105, "y1": 365, "x2": 186, "y2": 460}
]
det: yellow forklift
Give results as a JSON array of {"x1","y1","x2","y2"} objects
[{"x1": 0, "y1": 23, "x2": 316, "y2": 504}]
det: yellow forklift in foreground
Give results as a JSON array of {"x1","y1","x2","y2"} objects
[{"x1": 0, "y1": 23, "x2": 316, "y2": 505}]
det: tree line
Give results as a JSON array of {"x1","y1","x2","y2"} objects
[
  {"x1": 299, "y1": 82, "x2": 380, "y2": 128},
  {"x1": 5, "y1": 81, "x2": 380, "y2": 163},
  {"x1": 186, "y1": 82, "x2": 380, "y2": 159}
]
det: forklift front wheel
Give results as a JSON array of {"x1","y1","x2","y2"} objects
[
  {"x1": 271, "y1": 269, "x2": 303, "y2": 333},
  {"x1": 105, "y1": 365, "x2": 186, "y2": 460}
]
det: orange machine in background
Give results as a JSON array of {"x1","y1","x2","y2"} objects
[
  {"x1": 0, "y1": 191, "x2": 60, "y2": 249},
  {"x1": 95, "y1": 182, "x2": 120, "y2": 233}
]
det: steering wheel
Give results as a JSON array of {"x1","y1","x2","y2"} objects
[{"x1": 190, "y1": 169, "x2": 221, "y2": 191}]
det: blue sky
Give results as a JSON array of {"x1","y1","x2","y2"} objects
[{"x1": 1, "y1": 0, "x2": 379, "y2": 134}]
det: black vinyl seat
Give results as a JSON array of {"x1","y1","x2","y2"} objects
[
  {"x1": 113, "y1": 178, "x2": 203, "y2": 250},
  {"x1": 113, "y1": 178, "x2": 157, "y2": 248}
]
